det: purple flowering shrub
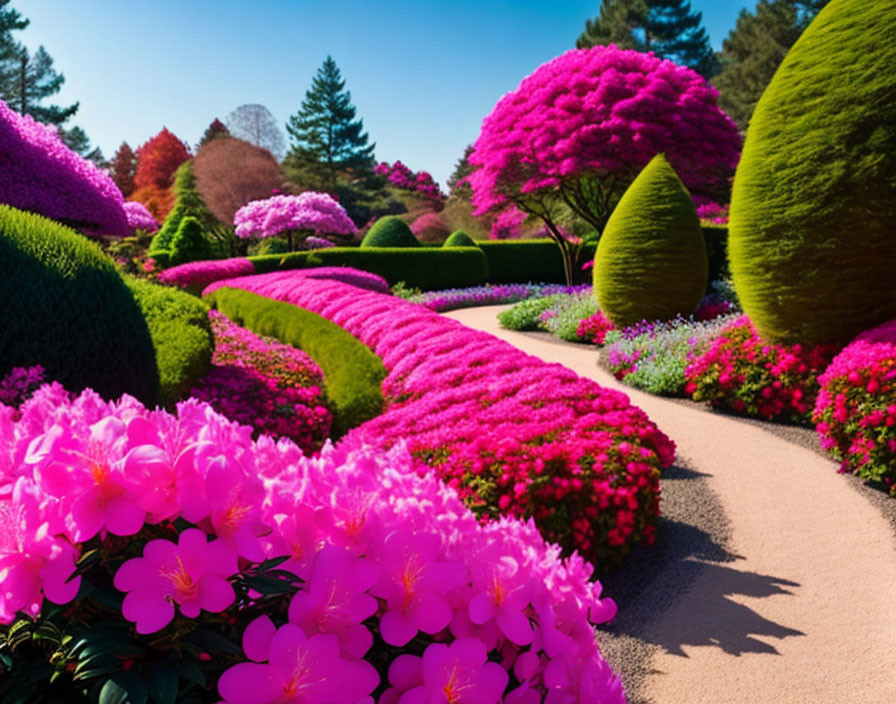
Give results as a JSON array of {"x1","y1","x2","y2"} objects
[
  {"x1": 0, "y1": 98, "x2": 129, "y2": 236},
  {"x1": 0, "y1": 366, "x2": 45, "y2": 407},
  {"x1": 401, "y1": 283, "x2": 587, "y2": 312},
  {"x1": 123, "y1": 200, "x2": 159, "y2": 233},
  {"x1": 189, "y1": 311, "x2": 331, "y2": 453},
  {"x1": 696, "y1": 202, "x2": 729, "y2": 225},
  {"x1": 814, "y1": 320, "x2": 896, "y2": 491},
  {"x1": 685, "y1": 315, "x2": 839, "y2": 423},
  {"x1": 233, "y1": 192, "x2": 356, "y2": 250},
  {"x1": 0, "y1": 383, "x2": 625, "y2": 702},
  {"x1": 207, "y1": 271, "x2": 676, "y2": 569},
  {"x1": 158, "y1": 257, "x2": 255, "y2": 294}
]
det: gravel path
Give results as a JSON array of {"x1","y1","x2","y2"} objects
[{"x1": 445, "y1": 305, "x2": 896, "y2": 704}]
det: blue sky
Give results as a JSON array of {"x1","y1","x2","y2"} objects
[{"x1": 18, "y1": 1, "x2": 751, "y2": 187}]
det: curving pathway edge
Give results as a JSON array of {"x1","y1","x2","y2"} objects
[{"x1": 446, "y1": 305, "x2": 896, "y2": 704}]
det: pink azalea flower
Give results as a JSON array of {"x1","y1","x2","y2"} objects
[
  {"x1": 397, "y1": 638, "x2": 508, "y2": 704},
  {"x1": 202, "y1": 455, "x2": 268, "y2": 561},
  {"x1": 468, "y1": 556, "x2": 535, "y2": 646},
  {"x1": 113, "y1": 528, "x2": 238, "y2": 633},
  {"x1": 217, "y1": 623, "x2": 378, "y2": 703},
  {"x1": 287, "y1": 544, "x2": 379, "y2": 657}
]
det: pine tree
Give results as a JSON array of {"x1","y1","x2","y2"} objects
[
  {"x1": 713, "y1": 0, "x2": 828, "y2": 131},
  {"x1": 446, "y1": 145, "x2": 475, "y2": 195},
  {"x1": 577, "y1": 0, "x2": 719, "y2": 79},
  {"x1": 110, "y1": 142, "x2": 138, "y2": 197},
  {"x1": 58, "y1": 125, "x2": 104, "y2": 164},
  {"x1": 0, "y1": 0, "x2": 27, "y2": 67},
  {"x1": 197, "y1": 118, "x2": 230, "y2": 149},
  {"x1": 3, "y1": 45, "x2": 78, "y2": 125},
  {"x1": 285, "y1": 56, "x2": 375, "y2": 192}
]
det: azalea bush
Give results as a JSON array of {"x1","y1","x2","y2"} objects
[
  {"x1": 685, "y1": 315, "x2": 839, "y2": 423},
  {"x1": 604, "y1": 314, "x2": 740, "y2": 396},
  {"x1": 189, "y1": 311, "x2": 331, "y2": 453},
  {"x1": 374, "y1": 160, "x2": 445, "y2": 207},
  {"x1": 0, "y1": 383, "x2": 625, "y2": 703},
  {"x1": 123, "y1": 201, "x2": 159, "y2": 233},
  {"x1": 233, "y1": 192, "x2": 356, "y2": 251},
  {"x1": 401, "y1": 283, "x2": 586, "y2": 313},
  {"x1": 577, "y1": 312, "x2": 616, "y2": 346},
  {"x1": 207, "y1": 271, "x2": 676, "y2": 569},
  {"x1": 158, "y1": 257, "x2": 255, "y2": 295},
  {"x1": 814, "y1": 320, "x2": 896, "y2": 491}
]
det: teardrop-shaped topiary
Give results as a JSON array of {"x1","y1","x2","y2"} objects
[
  {"x1": 728, "y1": 0, "x2": 896, "y2": 345},
  {"x1": 594, "y1": 154, "x2": 708, "y2": 328},
  {"x1": 442, "y1": 230, "x2": 478, "y2": 247},
  {"x1": 360, "y1": 216, "x2": 420, "y2": 248},
  {"x1": 169, "y1": 216, "x2": 215, "y2": 266}
]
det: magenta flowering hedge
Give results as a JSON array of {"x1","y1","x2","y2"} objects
[
  {"x1": 0, "y1": 383, "x2": 625, "y2": 702},
  {"x1": 158, "y1": 257, "x2": 255, "y2": 293},
  {"x1": 123, "y1": 200, "x2": 159, "y2": 233},
  {"x1": 0, "y1": 99, "x2": 129, "y2": 236},
  {"x1": 685, "y1": 315, "x2": 839, "y2": 423},
  {"x1": 189, "y1": 311, "x2": 331, "y2": 453},
  {"x1": 207, "y1": 271, "x2": 676, "y2": 569},
  {"x1": 814, "y1": 320, "x2": 896, "y2": 491}
]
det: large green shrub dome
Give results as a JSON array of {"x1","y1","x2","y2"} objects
[
  {"x1": 594, "y1": 154, "x2": 707, "y2": 328},
  {"x1": 360, "y1": 216, "x2": 420, "y2": 248},
  {"x1": 442, "y1": 230, "x2": 478, "y2": 248},
  {"x1": 728, "y1": 0, "x2": 896, "y2": 345},
  {"x1": 0, "y1": 205, "x2": 159, "y2": 403}
]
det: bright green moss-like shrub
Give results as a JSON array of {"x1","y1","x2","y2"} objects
[
  {"x1": 594, "y1": 155, "x2": 708, "y2": 328},
  {"x1": 0, "y1": 205, "x2": 159, "y2": 403},
  {"x1": 148, "y1": 161, "x2": 218, "y2": 261},
  {"x1": 125, "y1": 276, "x2": 213, "y2": 407},
  {"x1": 205, "y1": 287, "x2": 386, "y2": 436},
  {"x1": 249, "y1": 247, "x2": 489, "y2": 291},
  {"x1": 728, "y1": 0, "x2": 896, "y2": 345},
  {"x1": 168, "y1": 216, "x2": 215, "y2": 266},
  {"x1": 442, "y1": 230, "x2": 478, "y2": 248},
  {"x1": 360, "y1": 216, "x2": 420, "y2": 248}
]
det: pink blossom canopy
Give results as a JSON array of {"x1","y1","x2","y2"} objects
[
  {"x1": 233, "y1": 192, "x2": 356, "y2": 240},
  {"x1": 123, "y1": 200, "x2": 159, "y2": 233},
  {"x1": 467, "y1": 46, "x2": 741, "y2": 219},
  {"x1": 0, "y1": 99, "x2": 129, "y2": 237}
]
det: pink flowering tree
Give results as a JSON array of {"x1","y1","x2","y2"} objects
[
  {"x1": 233, "y1": 191, "x2": 356, "y2": 251},
  {"x1": 467, "y1": 45, "x2": 742, "y2": 284},
  {"x1": 374, "y1": 160, "x2": 445, "y2": 209},
  {"x1": 123, "y1": 200, "x2": 159, "y2": 233},
  {"x1": 0, "y1": 99, "x2": 129, "y2": 237}
]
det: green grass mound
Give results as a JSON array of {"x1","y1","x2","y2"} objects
[
  {"x1": 125, "y1": 277, "x2": 213, "y2": 407},
  {"x1": 442, "y1": 230, "x2": 477, "y2": 247},
  {"x1": 594, "y1": 155, "x2": 708, "y2": 328},
  {"x1": 728, "y1": 0, "x2": 896, "y2": 345},
  {"x1": 205, "y1": 287, "x2": 386, "y2": 437},
  {"x1": 0, "y1": 205, "x2": 159, "y2": 403},
  {"x1": 360, "y1": 216, "x2": 420, "y2": 248}
]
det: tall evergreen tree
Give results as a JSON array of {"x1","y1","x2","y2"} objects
[
  {"x1": 3, "y1": 45, "x2": 78, "y2": 125},
  {"x1": 577, "y1": 0, "x2": 719, "y2": 79},
  {"x1": 58, "y1": 125, "x2": 104, "y2": 164},
  {"x1": 197, "y1": 118, "x2": 230, "y2": 149},
  {"x1": 0, "y1": 0, "x2": 27, "y2": 69},
  {"x1": 110, "y1": 142, "x2": 138, "y2": 197},
  {"x1": 713, "y1": 0, "x2": 828, "y2": 131},
  {"x1": 284, "y1": 56, "x2": 375, "y2": 192}
]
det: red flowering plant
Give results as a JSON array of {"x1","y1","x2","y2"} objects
[
  {"x1": 814, "y1": 320, "x2": 896, "y2": 491},
  {"x1": 685, "y1": 315, "x2": 839, "y2": 424},
  {"x1": 189, "y1": 311, "x2": 331, "y2": 453}
]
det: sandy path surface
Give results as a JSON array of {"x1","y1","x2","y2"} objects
[{"x1": 445, "y1": 305, "x2": 896, "y2": 704}]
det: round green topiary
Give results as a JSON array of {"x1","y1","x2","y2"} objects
[
  {"x1": 728, "y1": 0, "x2": 896, "y2": 345},
  {"x1": 360, "y1": 216, "x2": 420, "y2": 248},
  {"x1": 442, "y1": 230, "x2": 478, "y2": 247},
  {"x1": 594, "y1": 154, "x2": 708, "y2": 328},
  {"x1": 0, "y1": 205, "x2": 159, "y2": 404}
]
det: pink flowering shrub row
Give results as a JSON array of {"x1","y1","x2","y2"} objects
[
  {"x1": 189, "y1": 311, "x2": 331, "y2": 453},
  {"x1": 123, "y1": 200, "x2": 159, "y2": 233},
  {"x1": 374, "y1": 160, "x2": 445, "y2": 206},
  {"x1": 814, "y1": 320, "x2": 896, "y2": 491},
  {"x1": 685, "y1": 315, "x2": 839, "y2": 424},
  {"x1": 0, "y1": 383, "x2": 625, "y2": 703},
  {"x1": 158, "y1": 257, "x2": 255, "y2": 293},
  {"x1": 0, "y1": 99, "x2": 129, "y2": 236},
  {"x1": 207, "y1": 271, "x2": 676, "y2": 569}
]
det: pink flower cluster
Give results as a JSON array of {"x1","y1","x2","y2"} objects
[
  {"x1": 468, "y1": 46, "x2": 741, "y2": 215},
  {"x1": 374, "y1": 160, "x2": 445, "y2": 205},
  {"x1": 491, "y1": 207, "x2": 527, "y2": 240},
  {"x1": 0, "y1": 98, "x2": 129, "y2": 236},
  {"x1": 685, "y1": 315, "x2": 839, "y2": 423},
  {"x1": 157, "y1": 257, "x2": 255, "y2": 293},
  {"x1": 303, "y1": 234, "x2": 336, "y2": 249},
  {"x1": 207, "y1": 271, "x2": 675, "y2": 568},
  {"x1": 695, "y1": 202, "x2": 729, "y2": 225},
  {"x1": 577, "y1": 312, "x2": 615, "y2": 345},
  {"x1": 123, "y1": 200, "x2": 159, "y2": 233},
  {"x1": 234, "y1": 192, "x2": 357, "y2": 240},
  {"x1": 814, "y1": 320, "x2": 896, "y2": 491},
  {"x1": 0, "y1": 366, "x2": 45, "y2": 407},
  {"x1": 1, "y1": 383, "x2": 626, "y2": 702},
  {"x1": 189, "y1": 311, "x2": 331, "y2": 453}
]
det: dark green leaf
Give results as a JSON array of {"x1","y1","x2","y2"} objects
[
  {"x1": 99, "y1": 679, "x2": 129, "y2": 704},
  {"x1": 145, "y1": 663, "x2": 178, "y2": 704},
  {"x1": 183, "y1": 630, "x2": 240, "y2": 655},
  {"x1": 109, "y1": 671, "x2": 148, "y2": 704},
  {"x1": 176, "y1": 659, "x2": 205, "y2": 687}
]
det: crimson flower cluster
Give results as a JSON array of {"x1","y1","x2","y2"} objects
[
  {"x1": 374, "y1": 160, "x2": 445, "y2": 206},
  {"x1": 188, "y1": 311, "x2": 331, "y2": 453},
  {"x1": 0, "y1": 99, "x2": 129, "y2": 236},
  {"x1": 577, "y1": 312, "x2": 615, "y2": 345},
  {"x1": 157, "y1": 257, "x2": 255, "y2": 294},
  {"x1": 207, "y1": 271, "x2": 676, "y2": 569},
  {"x1": 814, "y1": 320, "x2": 896, "y2": 491},
  {"x1": 685, "y1": 315, "x2": 839, "y2": 423}
]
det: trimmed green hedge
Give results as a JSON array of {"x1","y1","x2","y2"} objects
[
  {"x1": 205, "y1": 287, "x2": 386, "y2": 436},
  {"x1": 0, "y1": 205, "x2": 159, "y2": 403},
  {"x1": 702, "y1": 224, "x2": 729, "y2": 286},
  {"x1": 249, "y1": 247, "x2": 489, "y2": 291},
  {"x1": 125, "y1": 277, "x2": 214, "y2": 407},
  {"x1": 360, "y1": 215, "x2": 420, "y2": 248},
  {"x1": 442, "y1": 230, "x2": 478, "y2": 248},
  {"x1": 478, "y1": 239, "x2": 598, "y2": 284}
]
